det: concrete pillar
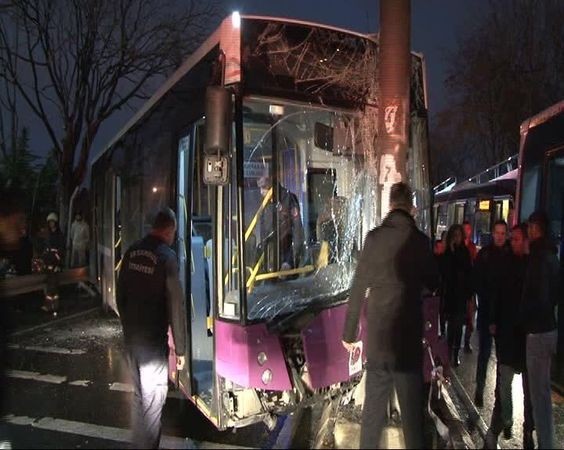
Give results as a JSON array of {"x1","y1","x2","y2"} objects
[{"x1": 378, "y1": 0, "x2": 411, "y2": 217}]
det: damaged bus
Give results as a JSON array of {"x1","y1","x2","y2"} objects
[{"x1": 91, "y1": 14, "x2": 433, "y2": 430}]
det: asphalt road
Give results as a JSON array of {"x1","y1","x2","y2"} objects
[
  {"x1": 1, "y1": 310, "x2": 274, "y2": 449},
  {"x1": 1, "y1": 302, "x2": 480, "y2": 449}
]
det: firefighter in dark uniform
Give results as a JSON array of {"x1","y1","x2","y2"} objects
[
  {"x1": 117, "y1": 208, "x2": 186, "y2": 449},
  {"x1": 256, "y1": 175, "x2": 304, "y2": 273}
]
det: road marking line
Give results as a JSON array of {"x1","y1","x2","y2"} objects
[
  {"x1": 108, "y1": 382, "x2": 133, "y2": 393},
  {"x1": 9, "y1": 307, "x2": 99, "y2": 338},
  {"x1": 109, "y1": 382, "x2": 185, "y2": 399},
  {"x1": 7, "y1": 344, "x2": 86, "y2": 355},
  {"x1": 68, "y1": 380, "x2": 92, "y2": 387},
  {"x1": 1, "y1": 414, "x2": 257, "y2": 449},
  {"x1": 6, "y1": 370, "x2": 67, "y2": 384},
  {"x1": 7, "y1": 370, "x2": 185, "y2": 401}
]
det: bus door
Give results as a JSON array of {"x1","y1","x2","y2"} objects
[
  {"x1": 177, "y1": 121, "x2": 215, "y2": 410},
  {"x1": 307, "y1": 168, "x2": 336, "y2": 245},
  {"x1": 475, "y1": 199, "x2": 492, "y2": 247},
  {"x1": 454, "y1": 202, "x2": 465, "y2": 225},
  {"x1": 114, "y1": 175, "x2": 123, "y2": 293},
  {"x1": 544, "y1": 149, "x2": 564, "y2": 263},
  {"x1": 544, "y1": 149, "x2": 564, "y2": 362},
  {"x1": 102, "y1": 173, "x2": 122, "y2": 312}
]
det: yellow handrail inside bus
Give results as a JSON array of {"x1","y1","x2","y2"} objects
[
  {"x1": 114, "y1": 237, "x2": 122, "y2": 249},
  {"x1": 225, "y1": 187, "x2": 273, "y2": 287},
  {"x1": 245, "y1": 242, "x2": 329, "y2": 293},
  {"x1": 245, "y1": 187, "x2": 272, "y2": 242},
  {"x1": 254, "y1": 265, "x2": 315, "y2": 282},
  {"x1": 246, "y1": 253, "x2": 265, "y2": 292}
]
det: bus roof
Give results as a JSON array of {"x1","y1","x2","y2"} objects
[
  {"x1": 434, "y1": 178, "x2": 516, "y2": 203},
  {"x1": 491, "y1": 168, "x2": 518, "y2": 182},
  {"x1": 520, "y1": 99, "x2": 564, "y2": 135},
  {"x1": 91, "y1": 14, "x2": 423, "y2": 166}
]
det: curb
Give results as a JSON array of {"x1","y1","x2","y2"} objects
[
  {"x1": 9, "y1": 306, "x2": 100, "y2": 338},
  {"x1": 448, "y1": 368, "x2": 499, "y2": 448},
  {"x1": 552, "y1": 381, "x2": 564, "y2": 397}
]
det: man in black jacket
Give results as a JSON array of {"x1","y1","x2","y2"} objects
[
  {"x1": 342, "y1": 182, "x2": 439, "y2": 449},
  {"x1": 117, "y1": 208, "x2": 187, "y2": 449},
  {"x1": 521, "y1": 211, "x2": 560, "y2": 450},
  {"x1": 473, "y1": 220, "x2": 510, "y2": 407},
  {"x1": 485, "y1": 224, "x2": 533, "y2": 448}
]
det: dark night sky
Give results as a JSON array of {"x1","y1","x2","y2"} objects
[
  {"x1": 24, "y1": 0, "x2": 475, "y2": 163},
  {"x1": 227, "y1": 0, "x2": 477, "y2": 113}
]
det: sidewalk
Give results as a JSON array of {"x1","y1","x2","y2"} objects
[
  {"x1": 3, "y1": 284, "x2": 100, "y2": 335},
  {"x1": 450, "y1": 331, "x2": 564, "y2": 448}
]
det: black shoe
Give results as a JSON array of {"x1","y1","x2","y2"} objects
[
  {"x1": 483, "y1": 430, "x2": 498, "y2": 449},
  {"x1": 464, "y1": 342, "x2": 473, "y2": 353},
  {"x1": 474, "y1": 392, "x2": 484, "y2": 408},
  {"x1": 452, "y1": 350, "x2": 461, "y2": 367},
  {"x1": 503, "y1": 425, "x2": 512, "y2": 440},
  {"x1": 523, "y1": 431, "x2": 534, "y2": 449}
]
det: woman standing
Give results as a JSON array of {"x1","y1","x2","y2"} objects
[{"x1": 440, "y1": 224, "x2": 473, "y2": 367}]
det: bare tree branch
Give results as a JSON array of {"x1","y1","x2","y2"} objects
[
  {"x1": 432, "y1": 0, "x2": 564, "y2": 180},
  {"x1": 0, "y1": 0, "x2": 220, "y2": 212}
]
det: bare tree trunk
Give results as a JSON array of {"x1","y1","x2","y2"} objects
[{"x1": 377, "y1": 0, "x2": 411, "y2": 217}]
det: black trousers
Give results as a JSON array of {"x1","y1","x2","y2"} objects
[
  {"x1": 476, "y1": 326, "x2": 493, "y2": 396},
  {"x1": 446, "y1": 314, "x2": 464, "y2": 354},
  {"x1": 361, "y1": 365, "x2": 424, "y2": 449}
]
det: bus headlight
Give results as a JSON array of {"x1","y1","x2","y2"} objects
[
  {"x1": 261, "y1": 369, "x2": 273, "y2": 385},
  {"x1": 257, "y1": 352, "x2": 268, "y2": 366}
]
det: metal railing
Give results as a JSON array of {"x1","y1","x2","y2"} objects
[
  {"x1": 465, "y1": 154, "x2": 518, "y2": 185},
  {"x1": 433, "y1": 154, "x2": 519, "y2": 193},
  {"x1": 0, "y1": 267, "x2": 92, "y2": 298}
]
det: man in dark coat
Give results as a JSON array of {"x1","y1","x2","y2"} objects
[
  {"x1": 520, "y1": 211, "x2": 560, "y2": 450},
  {"x1": 117, "y1": 208, "x2": 187, "y2": 449},
  {"x1": 473, "y1": 220, "x2": 510, "y2": 407},
  {"x1": 342, "y1": 182, "x2": 439, "y2": 449},
  {"x1": 485, "y1": 224, "x2": 533, "y2": 448}
]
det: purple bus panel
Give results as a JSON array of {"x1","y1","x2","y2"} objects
[
  {"x1": 301, "y1": 303, "x2": 368, "y2": 389},
  {"x1": 215, "y1": 320, "x2": 292, "y2": 391},
  {"x1": 422, "y1": 296, "x2": 450, "y2": 382}
]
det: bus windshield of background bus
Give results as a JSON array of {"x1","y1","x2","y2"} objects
[{"x1": 241, "y1": 98, "x2": 368, "y2": 321}]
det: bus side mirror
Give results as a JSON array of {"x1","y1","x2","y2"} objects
[{"x1": 204, "y1": 86, "x2": 231, "y2": 185}]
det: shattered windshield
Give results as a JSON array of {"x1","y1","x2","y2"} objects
[{"x1": 241, "y1": 98, "x2": 375, "y2": 321}]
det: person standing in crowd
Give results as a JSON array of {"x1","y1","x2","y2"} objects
[
  {"x1": 41, "y1": 212, "x2": 65, "y2": 313},
  {"x1": 117, "y1": 208, "x2": 186, "y2": 449},
  {"x1": 473, "y1": 220, "x2": 510, "y2": 407},
  {"x1": 440, "y1": 224, "x2": 473, "y2": 367},
  {"x1": 520, "y1": 211, "x2": 560, "y2": 449},
  {"x1": 70, "y1": 211, "x2": 90, "y2": 267},
  {"x1": 462, "y1": 220, "x2": 478, "y2": 352},
  {"x1": 342, "y1": 182, "x2": 439, "y2": 449},
  {"x1": 0, "y1": 188, "x2": 26, "y2": 419},
  {"x1": 45, "y1": 212, "x2": 65, "y2": 259},
  {"x1": 434, "y1": 230, "x2": 447, "y2": 337},
  {"x1": 434, "y1": 230, "x2": 447, "y2": 257},
  {"x1": 485, "y1": 224, "x2": 534, "y2": 448},
  {"x1": 2, "y1": 221, "x2": 32, "y2": 277},
  {"x1": 13, "y1": 224, "x2": 33, "y2": 275}
]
